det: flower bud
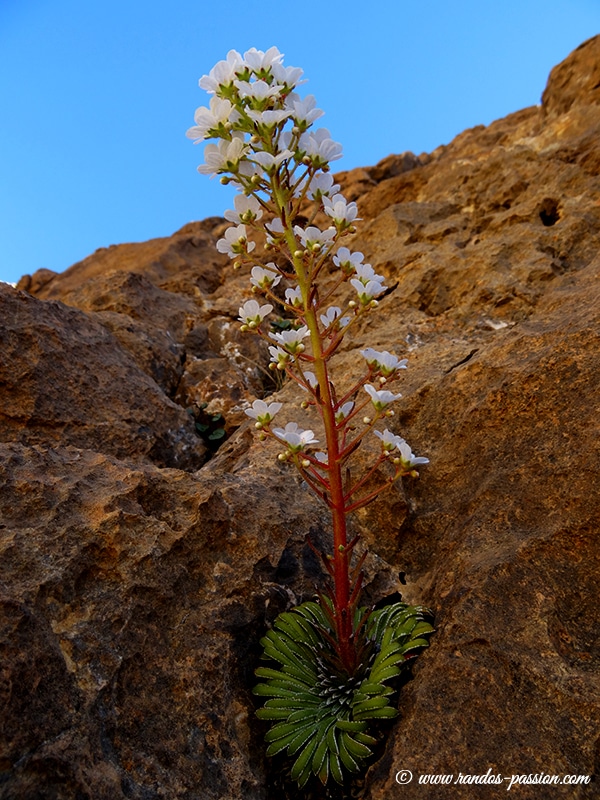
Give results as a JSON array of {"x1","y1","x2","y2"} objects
[
  {"x1": 220, "y1": 176, "x2": 230, "y2": 185},
  {"x1": 363, "y1": 416, "x2": 371, "y2": 425},
  {"x1": 301, "y1": 459, "x2": 310, "y2": 468},
  {"x1": 278, "y1": 452, "x2": 287, "y2": 461},
  {"x1": 294, "y1": 250, "x2": 304, "y2": 259},
  {"x1": 254, "y1": 421, "x2": 263, "y2": 429}
]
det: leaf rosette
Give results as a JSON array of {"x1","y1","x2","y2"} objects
[{"x1": 254, "y1": 600, "x2": 434, "y2": 787}]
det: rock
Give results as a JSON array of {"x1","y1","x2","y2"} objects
[
  {"x1": 542, "y1": 34, "x2": 600, "y2": 118},
  {"x1": 2, "y1": 37, "x2": 600, "y2": 799},
  {"x1": 0, "y1": 442, "x2": 300, "y2": 800},
  {"x1": 0, "y1": 284, "x2": 207, "y2": 470},
  {"x1": 22, "y1": 219, "x2": 230, "y2": 302},
  {"x1": 15, "y1": 267, "x2": 58, "y2": 295},
  {"x1": 361, "y1": 254, "x2": 600, "y2": 800},
  {"x1": 368, "y1": 151, "x2": 424, "y2": 182}
]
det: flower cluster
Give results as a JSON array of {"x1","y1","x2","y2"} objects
[
  {"x1": 188, "y1": 45, "x2": 427, "y2": 479},
  {"x1": 187, "y1": 46, "x2": 341, "y2": 191}
]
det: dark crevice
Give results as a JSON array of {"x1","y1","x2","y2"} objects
[
  {"x1": 539, "y1": 198, "x2": 560, "y2": 227},
  {"x1": 444, "y1": 349, "x2": 479, "y2": 374}
]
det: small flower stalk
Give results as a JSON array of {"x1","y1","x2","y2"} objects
[{"x1": 188, "y1": 47, "x2": 433, "y2": 789}]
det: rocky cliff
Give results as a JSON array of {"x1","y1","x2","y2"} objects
[{"x1": 2, "y1": 36, "x2": 600, "y2": 800}]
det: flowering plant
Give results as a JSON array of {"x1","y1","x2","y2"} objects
[{"x1": 188, "y1": 46, "x2": 433, "y2": 790}]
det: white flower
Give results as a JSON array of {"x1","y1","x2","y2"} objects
[
  {"x1": 350, "y1": 277, "x2": 387, "y2": 304},
  {"x1": 302, "y1": 371, "x2": 318, "y2": 390},
  {"x1": 278, "y1": 130, "x2": 294, "y2": 152},
  {"x1": 268, "y1": 345, "x2": 289, "y2": 369},
  {"x1": 335, "y1": 401, "x2": 354, "y2": 423},
  {"x1": 234, "y1": 79, "x2": 284, "y2": 102},
  {"x1": 244, "y1": 398, "x2": 282, "y2": 424},
  {"x1": 333, "y1": 247, "x2": 365, "y2": 274},
  {"x1": 285, "y1": 286, "x2": 303, "y2": 307},
  {"x1": 374, "y1": 428, "x2": 405, "y2": 452},
  {"x1": 224, "y1": 194, "x2": 263, "y2": 224},
  {"x1": 243, "y1": 46, "x2": 284, "y2": 73},
  {"x1": 395, "y1": 439, "x2": 430, "y2": 469},
  {"x1": 374, "y1": 430, "x2": 429, "y2": 468},
  {"x1": 364, "y1": 384, "x2": 402, "y2": 411},
  {"x1": 199, "y1": 50, "x2": 244, "y2": 94},
  {"x1": 322, "y1": 194, "x2": 360, "y2": 226},
  {"x1": 273, "y1": 422, "x2": 319, "y2": 451},
  {"x1": 198, "y1": 134, "x2": 248, "y2": 176},
  {"x1": 250, "y1": 149, "x2": 294, "y2": 172},
  {"x1": 299, "y1": 128, "x2": 343, "y2": 166},
  {"x1": 361, "y1": 348, "x2": 408, "y2": 377},
  {"x1": 186, "y1": 97, "x2": 234, "y2": 142},
  {"x1": 286, "y1": 93, "x2": 324, "y2": 127},
  {"x1": 238, "y1": 299, "x2": 273, "y2": 326},
  {"x1": 320, "y1": 306, "x2": 348, "y2": 329},
  {"x1": 354, "y1": 262, "x2": 380, "y2": 285},
  {"x1": 265, "y1": 217, "x2": 285, "y2": 244},
  {"x1": 271, "y1": 62, "x2": 304, "y2": 88},
  {"x1": 250, "y1": 264, "x2": 281, "y2": 289},
  {"x1": 350, "y1": 263, "x2": 387, "y2": 301},
  {"x1": 246, "y1": 108, "x2": 292, "y2": 126},
  {"x1": 299, "y1": 172, "x2": 340, "y2": 201},
  {"x1": 269, "y1": 325, "x2": 309, "y2": 354},
  {"x1": 293, "y1": 224, "x2": 336, "y2": 249},
  {"x1": 314, "y1": 451, "x2": 328, "y2": 465},
  {"x1": 216, "y1": 224, "x2": 255, "y2": 258}
]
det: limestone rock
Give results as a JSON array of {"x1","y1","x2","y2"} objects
[
  {"x1": 2, "y1": 37, "x2": 600, "y2": 799},
  {"x1": 0, "y1": 284, "x2": 207, "y2": 470},
  {"x1": 542, "y1": 34, "x2": 600, "y2": 118}
]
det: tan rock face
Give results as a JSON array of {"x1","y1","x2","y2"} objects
[
  {"x1": 0, "y1": 285, "x2": 207, "y2": 470},
  {"x1": 3, "y1": 37, "x2": 600, "y2": 799}
]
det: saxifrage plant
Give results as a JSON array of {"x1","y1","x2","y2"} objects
[{"x1": 187, "y1": 46, "x2": 433, "y2": 789}]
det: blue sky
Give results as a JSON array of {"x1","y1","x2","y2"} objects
[{"x1": 1, "y1": 0, "x2": 599, "y2": 285}]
